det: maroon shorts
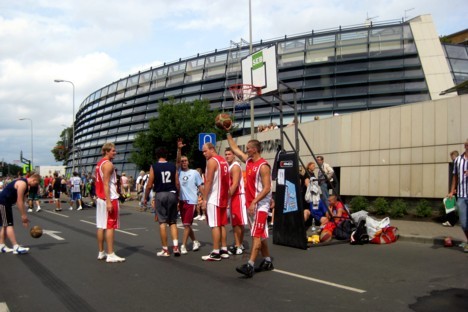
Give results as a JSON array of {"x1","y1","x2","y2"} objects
[{"x1": 179, "y1": 201, "x2": 196, "y2": 226}]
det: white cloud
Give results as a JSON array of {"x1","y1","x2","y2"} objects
[{"x1": 0, "y1": 0, "x2": 466, "y2": 168}]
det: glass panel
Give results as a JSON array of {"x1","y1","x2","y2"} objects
[
  {"x1": 304, "y1": 76, "x2": 333, "y2": 87},
  {"x1": 126, "y1": 75, "x2": 140, "y2": 87},
  {"x1": 336, "y1": 73, "x2": 367, "y2": 84},
  {"x1": 444, "y1": 45, "x2": 468, "y2": 59},
  {"x1": 111, "y1": 111, "x2": 121, "y2": 118},
  {"x1": 114, "y1": 91, "x2": 124, "y2": 101},
  {"x1": 100, "y1": 86, "x2": 109, "y2": 97},
  {"x1": 109, "y1": 119, "x2": 119, "y2": 126},
  {"x1": 167, "y1": 74, "x2": 184, "y2": 86},
  {"x1": 369, "y1": 95, "x2": 404, "y2": 106},
  {"x1": 404, "y1": 41, "x2": 417, "y2": 54},
  {"x1": 132, "y1": 114, "x2": 145, "y2": 122},
  {"x1": 165, "y1": 88, "x2": 182, "y2": 96},
  {"x1": 227, "y1": 62, "x2": 241, "y2": 74},
  {"x1": 369, "y1": 40, "x2": 403, "y2": 57},
  {"x1": 108, "y1": 82, "x2": 118, "y2": 94},
  {"x1": 337, "y1": 31, "x2": 368, "y2": 46},
  {"x1": 305, "y1": 65, "x2": 334, "y2": 75},
  {"x1": 116, "y1": 79, "x2": 128, "y2": 91},
  {"x1": 183, "y1": 84, "x2": 202, "y2": 93},
  {"x1": 146, "y1": 111, "x2": 158, "y2": 118},
  {"x1": 405, "y1": 81, "x2": 427, "y2": 91},
  {"x1": 169, "y1": 62, "x2": 186, "y2": 75},
  {"x1": 403, "y1": 25, "x2": 413, "y2": 39},
  {"x1": 278, "y1": 69, "x2": 304, "y2": 79},
  {"x1": 147, "y1": 103, "x2": 158, "y2": 111},
  {"x1": 337, "y1": 44, "x2": 367, "y2": 60},
  {"x1": 201, "y1": 91, "x2": 223, "y2": 100},
  {"x1": 336, "y1": 62, "x2": 368, "y2": 73},
  {"x1": 130, "y1": 123, "x2": 144, "y2": 130},
  {"x1": 133, "y1": 105, "x2": 147, "y2": 112},
  {"x1": 304, "y1": 88, "x2": 333, "y2": 99},
  {"x1": 336, "y1": 98, "x2": 367, "y2": 108},
  {"x1": 369, "y1": 83, "x2": 403, "y2": 93},
  {"x1": 370, "y1": 26, "x2": 403, "y2": 42},
  {"x1": 152, "y1": 67, "x2": 168, "y2": 79},
  {"x1": 182, "y1": 95, "x2": 200, "y2": 102},
  {"x1": 279, "y1": 52, "x2": 304, "y2": 66},
  {"x1": 405, "y1": 93, "x2": 430, "y2": 103},
  {"x1": 405, "y1": 69, "x2": 424, "y2": 78},
  {"x1": 306, "y1": 34, "x2": 336, "y2": 50},
  {"x1": 305, "y1": 48, "x2": 335, "y2": 64},
  {"x1": 137, "y1": 83, "x2": 150, "y2": 94},
  {"x1": 206, "y1": 53, "x2": 227, "y2": 67},
  {"x1": 151, "y1": 78, "x2": 167, "y2": 90},
  {"x1": 202, "y1": 81, "x2": 224, "y2": 90},
  {"x1": 187, "y1": 58, "x2": 205, "y2": 70},
  {"x1": 404, "y1": 57, "x2": 421, "y2": 66},
  {"x1": 369, "y1": 71, "x2": 404, "y2": 81},
  {"x1": 120, "y1": 117, "x2": 131, "y2": 124},
  {"x1": 278, "y1": 39, "x2": 305, "y2": 54},
  {"x1": 450, "y1": 59, "x2": 468, "y2": 73},
  {"x1": 184, "y1": 69, "x2": 203, "y2": 83},
  {"x1": 139, "y1": 71, "x2": 153, "y2": 83},
  {"x1": 335, "y1": 85, "x2": 367, "y2": 96},
  {"x1": 229, "y1": 49, "x2": 249, "y2": 62},
  {"x1": 204, "y1": 65, "x2": 226, "y2": 78}
]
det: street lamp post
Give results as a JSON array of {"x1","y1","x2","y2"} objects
[
  {"x1": 54, "y1": 79, "x2": 75, "y2": 174},
  {"x1": 249, "y1": 0, "x2": 255, "y2": 139},
  {"x1": 19, "y1": 118, "x2": 33, "y2": 171}
]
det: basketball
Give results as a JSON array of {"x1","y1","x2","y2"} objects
[
  {"x1": 215, "y1": 113, "x2": 232, "y2": 130},
  {"x1": 30, "y1": 225, "x2": 43, "y2": 239}
]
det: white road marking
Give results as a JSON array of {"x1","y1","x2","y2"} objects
[
  {"x1": 273, "y1": 269, "x2": 366, "y2": 293},
  {"x1": 43, "y1": 210, "x2": 69, "y2": 218},
  {"x1": 80, "y1": 220, "x2": 138, "y2": 236},
  {"x1": 0, "y1": 302, "x2": 10, "y2": 312},
  {"x1": 43, "y1": 230, "x2": 65, "y2": 241}
]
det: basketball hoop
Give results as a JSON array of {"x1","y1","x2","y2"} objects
[{"x1": 229, "y1": 84, "x2": 261, "y2": 110}]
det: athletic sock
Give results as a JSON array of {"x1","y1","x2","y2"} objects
[
  {"x1": 13, "y1": 244, "x2": 19, "y2": 250},
  {"x1": 212, "y1": 249, "x2": 220, "y2": 254},
  {"x1": 265, "y1": 257, "x2": 272, "y2": 262},
  {"x1": 248, "y1": 260, "x2": 255, "y2": 266},
  {"x1": 173, "y1": 240, "x2": 178, "y2": 247},
  {"x1": 221, "y1": 247, "x2": 228, "y2": 251}
]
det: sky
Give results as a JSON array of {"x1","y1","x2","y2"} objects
[{"x1": 0, "y1": 0, "x2": 466, "y2": 167}]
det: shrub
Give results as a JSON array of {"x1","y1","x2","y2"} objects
[
  {"x1": 416, "y1": 199, "x2": 432, "y2": 218},
  {"x1": 389, "y1": 199, "x2": 408, "y2": 218},
  {"x1": 372, "y1": 197, "x2": 389, "y2": 215},
  {"x1": 349, "y1": 196, "x2": 369, "y2": 213}
]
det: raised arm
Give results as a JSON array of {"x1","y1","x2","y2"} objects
[{"x1": 226, "y1": 133, "x2": 248, "y2": 163}]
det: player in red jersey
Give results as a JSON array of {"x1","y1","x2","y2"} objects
[
  {"x1": 225, "y1": 132, "x2": 274, "y2": 278},
  {"x1": 224, "y1": 147, "x2": 248, "y2": 255},
  {"x1": 95, "y1": 143, "x2": 125, "y2": 263},
  {"x1": 200, "y1": 142, "x2": 230, "y2": 261}
]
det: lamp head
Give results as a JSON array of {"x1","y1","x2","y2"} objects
[{"x1": 54, "y1": 79, "x2": 64, "y2": 83}]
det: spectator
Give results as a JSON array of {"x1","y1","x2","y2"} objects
[
  {"x1": 316, "y1": 155, "x2": 334, "y2": 206},
  {"x1": 320, "y1": 195, "x2": 349, "y2": 242}
]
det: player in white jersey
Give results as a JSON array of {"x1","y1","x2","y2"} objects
[{"x1": 69, "y1": 171, "x2": 83, "y2": 211}]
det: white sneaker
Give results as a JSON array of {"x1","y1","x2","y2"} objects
[
  {"x1": 77, "y1": 206, "x2": 83, "y2": 211},
  {"x1": 69, "y1": 207, "x2": 74, "y2": 211},
  {"x1": 13, "y1": 245, "x2": 30, "y2": 255},
  {"x1": 199, "y1": 215, "x2": 206, "y2": 221},
  {"x1": 106, "y1": 252, "x2": 125, "y2": 263},
  {"x1": 36, "y1": 207, "x2": 41, "y2": 212},
  {"x1": 27, "y1": 209, "x2": 33, "y2": 213},
  {"x1": 180, "y1": 245, "x2": 188, "y2": 255},
  {"x1": 97, "y1": 251, "x2": 107, "y2": 260},
  {"x1": 193, "y1": 215, "x2": 200, "y2": 221},
  {"x1": 1, "y1": 245, "x2": 13, "y2": 253},
  {"x1": 157, "y1": 249, "x2": 170, "y2": 257},
  {"x1": 192, "y1": 240, "x2": 201, "y2": 251}
]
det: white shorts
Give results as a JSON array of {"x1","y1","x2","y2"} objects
[
  {"x1": 96, "y1": 198, "x2": 120, "y2": 229},
  {"x1": 206, "y1": 203, "x2": 228, "y2": 228}
]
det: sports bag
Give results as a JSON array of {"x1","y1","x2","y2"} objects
[
  {"x1": 370, "y1": 226, "x2": 399, "y2": 244},
  {"x1": 350, "y1": 220, "x2": 369, "y2": 245},
  {"x1": 333, "y1": 219, "x2": 354, "y2": 241}
]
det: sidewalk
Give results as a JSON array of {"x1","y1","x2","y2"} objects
[{"x1": 391, "y1": 219, "x2": 466, "y2": 246}]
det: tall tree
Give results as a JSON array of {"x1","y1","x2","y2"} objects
[
  {"x1": 51, "y1": 127, "x2": 72, "y2": 163},
  {"x1": 131, "y1": 99, "x2": 223, "y2": 170}
]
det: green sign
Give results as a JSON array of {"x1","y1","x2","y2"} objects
[{"x1": 252, "y1": 51, "x2": 264, "y2": 70}]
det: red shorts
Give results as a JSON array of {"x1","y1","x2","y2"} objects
[
  {"x1": 230, "y1": 193, "x2": 248, "y2": 227},
  {"x1": 96, "y1": 198, "x2": 119, "y2": 229},
  {"x1": 179, "y1": 201, "x2": 195, "y2": 225},
  {"x1": 250, "y1": 210, "x2": 269, "y2": 239}
]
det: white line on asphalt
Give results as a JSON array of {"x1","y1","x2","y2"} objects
[
  {"x1": 43, "y1": 210, "x2": 70, "y2": 218},
  {"x1": 0, "y1": 302, "x2": 11, "y2": 312},
  {"x1": 273, "y1": 269, "x2": 366, "y2": 293},
  {"x1": 80, "y1": 220, "x2": 139, "y2": 236}
]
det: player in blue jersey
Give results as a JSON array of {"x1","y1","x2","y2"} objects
[{"x1": 144, "y1": 147, "x2": 180, "y2": 257}]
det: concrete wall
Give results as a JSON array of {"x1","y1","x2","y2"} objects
[
  {"x1": 409, "y1": 14, "x2": 456, "y2": 101},
  {"x1": 218, "y1": 94, "x2": 468, "y2": 199}
]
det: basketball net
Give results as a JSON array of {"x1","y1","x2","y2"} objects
[{"x1": 229, "y1": 84, "x2": 261, "y2": 111}]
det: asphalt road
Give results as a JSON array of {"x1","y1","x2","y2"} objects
[{"x1": 1, "y1": 201, "x2": 467, "y2": 312}]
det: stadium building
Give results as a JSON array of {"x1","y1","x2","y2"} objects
[{"x1": 70, "y1": 14, "x2": 467, "y2": 194}]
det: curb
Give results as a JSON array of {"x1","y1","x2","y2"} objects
[{"x1": 399, "y1": 234, "x2": 463, "y2": 247}]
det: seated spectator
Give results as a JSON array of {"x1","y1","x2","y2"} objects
[
  {"x1": 304, "y1": 199, "x2": 328, "y2": 230},
  {"x1": 257, "y1": 125, "x2": 265, "y2": 133},
  {"x1": 319, "y1": 195, "x2": 350, "y2": 242}
]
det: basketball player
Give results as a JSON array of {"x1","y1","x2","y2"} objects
[
  {"x1": 52, "y1": 172, "x2": 62, "y2": 211},
  {"x1": 225, "y1": 131, "x2": 274, "y2": 277},
  {"x1": 144, "y1": 147, "x2": 180, "y2": 257},
  {"x1": 224, "y1": 147, "x2": 248, "y2": 255},
  {"x1": 95, "y1": 143, "x2": 125, "y2": 263},
  {"x1": 200, "y1": 142, "x2": 230, "y2": 261},
  {"x1": 0, "y1": 174, "x2": 41, "y2": 254}
]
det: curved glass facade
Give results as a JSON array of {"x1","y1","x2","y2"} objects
[{"x1": 70, "y1": 19, "x2": 464, "y2": 177}]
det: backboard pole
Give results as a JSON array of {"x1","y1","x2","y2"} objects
[{"x1": 248, "y1": 0, "x2": 255, "y2": 139}]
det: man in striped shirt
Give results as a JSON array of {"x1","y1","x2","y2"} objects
[{"x1": 448, "y1": 139, "x2": 468, "y2": 253}]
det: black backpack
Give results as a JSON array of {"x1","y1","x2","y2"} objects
[
  {"x1": 350, "y1": 220, "x2": 369, "y2": 245},
  {"x1": 333, "y1": 219, "x2": 354, "y2": 240}
]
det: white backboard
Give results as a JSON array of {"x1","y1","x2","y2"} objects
[{"x1": 241, "y1": 45, "x2": 278, "y2": 99}]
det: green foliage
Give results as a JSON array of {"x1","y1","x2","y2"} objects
[
  {"x1": 51, "y1": 127, "x2": 72, "y2": 163},
  {"x1": 372, "y1": 197, "x2": 389, "y2": 215},
  {"x1": 349, "y1": 196, "x2": 369, "y2": 213},
  {"x1": 415, "y1": 199, "x2": 432, "y2": 218},
  {"x1": 389, "y1": 199, "x2": 408, "y2": 218},
  {"x1": 130, "y1": 99, "x2": 223, "y2": 170}
]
